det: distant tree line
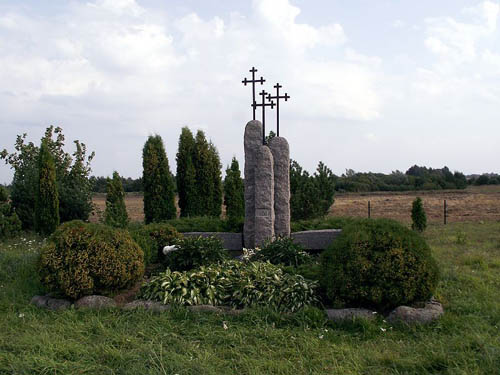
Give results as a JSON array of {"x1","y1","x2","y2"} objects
[
  {"x1": 334, "y1": 165, "x2": 468, "y2": 192},
  {"x1": 90, "y1": 176, "x2": 144, "y2": 193},
  {"x1": 467, "y1": 173, "x2": 500, "y2": 186}
]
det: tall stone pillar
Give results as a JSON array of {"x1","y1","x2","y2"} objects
[
  {"x1": 254, "y1": 145, "x2": 275, "y2": 246},
  {"x1": 269, "y1": 137, "x2": 290, "y2": 237},
  {"x1": 244, "y1": 120, "x2": 262, "y2": 248}
]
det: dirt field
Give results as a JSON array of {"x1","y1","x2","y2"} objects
[{"x1": 92, "y1": 185, "x2": 500, "y2": 224}]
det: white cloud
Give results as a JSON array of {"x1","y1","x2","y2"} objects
[{"x1": 0, "y1": 0, "x2": 384, "y2": 182}]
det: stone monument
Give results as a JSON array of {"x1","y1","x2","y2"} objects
[{"x1": 242, "y1": 67, "x2": 291, "y2": 248}]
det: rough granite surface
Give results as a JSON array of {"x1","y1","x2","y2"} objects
[
  {"x1": 269, "y1": 137, "x2": 290, "y2": 237},
  {"x1": 254, "y1": 145, "x2": 275, "y2": 247}
]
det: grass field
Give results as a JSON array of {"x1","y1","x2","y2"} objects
[
  {"x1": 1, "y1": 221, "x2": 499, "y2": 374},
  {"x1": 91, "y1": 186, "x2": 500, "y2": 224}
]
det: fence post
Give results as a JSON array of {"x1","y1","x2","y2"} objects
[
  {"x1": 444, "y1": 200, "x2": 447, "y2": 225},
  {"x1": 368, "y1": 201, "x2": 371, "y2": 218}
]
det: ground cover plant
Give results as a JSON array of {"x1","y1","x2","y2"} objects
[
  {"x1": 1, "y1": 221, "x2": 499, "y2": 373},
  {"x1": 139, "y1": 260, "x2": 318, "y2": 312}
]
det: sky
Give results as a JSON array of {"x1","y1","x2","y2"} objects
[{"x1": 1, "y1": 0, "x2": 499, "y2": 184}]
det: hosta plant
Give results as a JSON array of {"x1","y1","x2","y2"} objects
[{"x1": 138, "y1": 260, "x2": 318, "y2": 312}]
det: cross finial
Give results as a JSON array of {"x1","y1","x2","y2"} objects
[
  {"x1": 267, "y1": 82, "x2": 290, "y2": 137},
  {"x1": 253, "y1": 89, "x2": 275, "y2": 144},
  {"x1": 242, "y1": 67, "x2": 266, "y2": 120}
]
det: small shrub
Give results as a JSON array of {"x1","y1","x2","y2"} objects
[
  {"x1": 38, "y1": 221, "x2": 144, "y2": 299},
  {"x1": 138, "y1": 260, "x2": 318, "y2": 312},
  {"x1": 320, "y1": 219, "x2": 439, "y2": 311},
  {"x1": 165, "y1": 236, "x2": 229, "y2": 271},
  {"x1": 104, "y1": 171, "x2": 128, "y2": 228},
  {"x1": 0, "y1": 186, "x2": 22, "y2": 239},
  {"x1": 411, "y1": 197, "x2": 427, "y2": 232},
  {"x1": 251, "y1": 237, "x2": 312, "y2": 267},
  {"x1": 130, "y1": 223, "x2": 181, "y2": 265}
]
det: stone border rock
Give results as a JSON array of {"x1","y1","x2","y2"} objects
[{"x1": 31, "y1": 294, "x2": 443, "y2": 324}]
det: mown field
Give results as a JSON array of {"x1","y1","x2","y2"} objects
[
  {"x1": 91, "y1": 185, "x2": 500, "y2": 224},
  {"x1": 1, "y1": 220, "x2": 499, "y2": 374}
]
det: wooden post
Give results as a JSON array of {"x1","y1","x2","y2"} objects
[
  {"x1": 368, "y1": 201, "x2": 371, "y2": 218},
  {"x1": 444, "y1": 200, "x2": 447, "y2": 225}
]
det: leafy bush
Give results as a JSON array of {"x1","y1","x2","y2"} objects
[
  {"x1": 104, "y1": 171, "x2": 129, "y2": 228},
  {"x1": 1, "y1": 127, "x2": 94, "y2": 229},
  {"x1": 0, "y1": 186, "x2": 22, "y2": 239},
  {"x1": 320, "y1": 219, "x2": 439, "y2": 311},
  {"x1": 138, "y1": 260, "x2": 318, "y2": 312},
  {"x1": 250, "y1": 237, "x2": 312, "y2": 267},
  {"x1": 38, "y1": 221, "x2": 144, "y2": 299},
  {"x1": 130, "y1": 223, "x2": 181, "y2": 265},
  {"x1": 411, "y1": 197, "x2": 427, "y2": 232},
  {"x1": 165, "y1": 235, "x2": 229, "y2": 271}
]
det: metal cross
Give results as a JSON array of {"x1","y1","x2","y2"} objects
[
  {"x1": 253, "y1": 90, "x2": 275, "y2": 144},
  {"x1": 242, "y1": 67, "x2": 265, "y2": 120},
  {"x1": 267, "y1": 83, "x2": 290, "y2": 137}
]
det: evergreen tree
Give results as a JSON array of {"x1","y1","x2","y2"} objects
[
  {"x1": 224, "y1": 157, "x2": 244, "y2": 220},
  {"x1": 208, "y1": 141, "x2": 222, "y2": 217},
  {"x1": 142, "y1": 135, "x2": 176, "y2": 224},
  {"x1": 35, "y1": 139, "x2": 59, "y2": 235},
  {"x1": 314, "y1": 161, "x2": 336, "y2": 215},
  {"x1": 192, "y1": 130, "x2": 212, "y2": 216},
  {"x1": 176, "y1": 127, "x2": 197, "y2": 217},
  {"x1": 104, "y1": 171, "x2": 129, "y2": 228},
  {"x1": 411, "y1": 197, "x2": 427, "y2": 232}
]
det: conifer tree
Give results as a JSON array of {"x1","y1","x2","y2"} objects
[
  {"x1": 104, "y1": 171, "x2": 129, "y2": 228},
  {"x1": 192, "y1": 130, "x2": 212, "y2": 216},
  {"x1": 224, "y1": 157, "x2": 244, "y2": 220},
  {"x1": 411, "y1": 197, "x2": 427, "y2": 232},
  {"x1": 142, "y1": 135, "x2": 176, "y2": 223},
  {"x1": 35, "y1": 139, "x2": 59, "y2": 235},
  {"x1": 176, "y1": 127, "x2": 197, "y2": 217},
  {"x1": 208, "y1": 141, "x2": 222, "y2": 217}
]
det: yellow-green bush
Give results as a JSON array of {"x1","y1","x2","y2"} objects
[
  {"x1": 320, "y1": 218, "x2": 439, "y2": 311},
  {"x1": 130, "y1": 223, "x2": 182, "y2": 265},
  {"x1": 38, "y1": 221, "x2": 144, "y2": 299}
]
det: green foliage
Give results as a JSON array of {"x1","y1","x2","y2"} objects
[
  {"x1": 38, "y1": 221, "x2": 144, "y2": 299},
  {"x1": 411, "y1": 197, "x2": 427, "y2": 232},
  {"x1": 290, "y1": 159, "x2": 335, "y2": 220},
  {"x1": 104, "y1": 171, "x2": 129, "y2": 228},
  {"x1": 291, "y1": 217, "x2": 357, "y2": 232},
  {"x1": 320, "y1": 219, "x2": 440, "y2": 311},
  {"x1": 130, "y1": 223, "x2": 181, "y2": 265},
  {"x1": 161, "y1": 216, "x2": 244, "y2": 233},
  {"x1": 0, "y1": 186, "x2": 22, "y2": 239},
  {"x1": 139, "y1": 260, "x2": 318, "y2": 312},
  {"x1": 34, "y1": 140, "x2": 59, "y2": 236},
  {"x1": 165, "y1": 235, "x2": 229, "y2": 271},
  {"x1": 91, "y1": 175, "x2": 143, "y2": 193},
  {"x1": 176, "y1": 127, "x2": 197, "y2": 217},
  {"x1": 142, "y1": 135, "x2": 176, "y2": 224},
  {"x1": 0, "y1": 127, "x2": 94, "y2": 229},
  {"x1": 251, "y1": 237, "x2": 313, "y2": 267},
  {"x1": 191, "y1": 131, "x2": 222, "y2": 217},
  {"x1": 224, "y1": 157, "x2": 244, "y2": 220}
]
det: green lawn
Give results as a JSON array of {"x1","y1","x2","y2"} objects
[{"x1": 1, "y1": 222, "x2": 499, "y2": 374}]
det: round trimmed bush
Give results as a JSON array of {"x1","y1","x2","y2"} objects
[
  {"x1": 38, "y1": 221, "x2": 145, "y2": 299},
  {"x1": 320, "y1": 219, "x2": 439, "y2": 311},
  {"x1": 130, "y1": 223, "x2": 182, "y2": 265}
]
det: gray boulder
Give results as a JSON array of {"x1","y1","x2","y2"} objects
[
  {"x1": 387, "y1": 300, "x2": 444, "y2": 324},
  {"x1": 75, "y1": 295, "x2": 117, "y2": 309},
  {"x1": 123, "y1": 300, "x2": 170, "y2": 312},
  {"x1": 325, "y1": 308, "x2": 377, "y2": 322},
  {"x1": 31, "y1": 295, "x2": 71, "y2": 311}
]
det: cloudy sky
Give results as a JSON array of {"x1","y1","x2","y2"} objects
[{"x1": 1, "y1": 0, "x2": 499, "y2": 183}]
